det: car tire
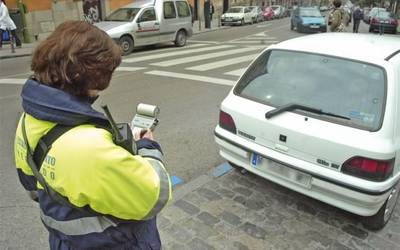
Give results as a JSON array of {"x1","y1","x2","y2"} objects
[
  {"x1": 241, "y1": 18, "x2": 244, "y2": 25},
  {"x1": 369, "y1": 26, "x2": 373, "y2": 32},
  {"x1": 362, "y1": 181, "x2": 400, "y2": 230},
  {"x1": 119, "y1": 35, "x2": 134, "y2": 56},
  {"x1": 174, "y1": 30, "x2": 187, "y2": 47},
  {"x1": 290, "y1": 21, "x2": 294, "y2": 30}
]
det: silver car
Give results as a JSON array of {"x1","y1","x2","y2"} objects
[{"x1": 95, "y1": 0, "x2": 193, "y2": 55}]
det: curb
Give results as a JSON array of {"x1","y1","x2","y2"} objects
[
  {"x1": 0, "y1": 53, "x2": 31, "y2": 60},
  {"x1": 193, "y1": 26, "x2": 231, "y2": 35}
]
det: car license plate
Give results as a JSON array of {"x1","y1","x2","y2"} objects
[
  {"x1": 310, "y1": 25, "x2": 320, "y2": 28},
  {"x1": 251, "y1": 153, "x2": 312, "y2": 188}
]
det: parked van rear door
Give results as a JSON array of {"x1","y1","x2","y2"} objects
[{"x1": 135, "y1": 7, "x2": 160, "y2": 46}]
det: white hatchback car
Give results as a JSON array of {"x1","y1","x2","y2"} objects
[
  {"x1": 221, "y1": 6, "x2": 253, "y2": 26},
  {"x1": 215, "y1": 33, "x2": 400, "y2": 230}
]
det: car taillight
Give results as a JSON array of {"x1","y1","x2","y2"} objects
[
  {"x1": 390, "y1": 19, "x2": 398, "y2": 25},
  {"x1": 341, "y1": 157, "x2": 394, "y2": 182},
  {"x1": 371, "y1": 17, "x2": 379, "y2": 24},
  {"x1": 219, "y1": 110, "x2": 236, "y2": 134}
]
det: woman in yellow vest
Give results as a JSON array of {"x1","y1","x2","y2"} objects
[{"x1": 14, "y1": 20, "x2": 171, "y2": 249}]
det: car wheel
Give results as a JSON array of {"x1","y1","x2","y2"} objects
[
  {"x1": 174, "y1": 30, "x2": 187, "y2": 47},
  {"x1": 119, "y1": 36, "x2": 134, "y2": 56},
  {"x1": 290, "y1": 21, "x2": 294, "y2": 30},
  {"x1": 369, "y1": 26, "x2": 373, "y2": 32},
  {"x1": 362, "y1": 181, "x2": 400, "y2": 230},
  {"x1": 241, "y1": 18, "x2": 244, "y2": 25}
]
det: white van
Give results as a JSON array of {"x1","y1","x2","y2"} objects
[
  {"x1": 214, "y1": 33, "x2": 400, "y2": 230},
  {"x1": 95, "y1": 0, "x2": 193, "y2": 55}
]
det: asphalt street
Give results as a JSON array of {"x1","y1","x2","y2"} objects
[{"x1": 0, "y1": 17, "x2": 391, "y2": 249}]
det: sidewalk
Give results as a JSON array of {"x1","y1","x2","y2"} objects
[
  {"x1": 158, "y1": 163, "x2": 400, "y2": 250},
  {"x1": 0, "y1": 20, "x2": 226, "y2": 60}
]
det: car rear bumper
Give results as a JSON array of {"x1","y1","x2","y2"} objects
[
  {"x1": 221, "y1": 19, "x2": 242, "y2": 25},
  {"x1": 214, "y1": 126, "x2": 399, "y2": 216},
  {"x1": 370, "y1": 24, "x2": 397, "y2": 32},
  {"x1": 299, "y1": 24, "x2": 327, "y2": 33}
]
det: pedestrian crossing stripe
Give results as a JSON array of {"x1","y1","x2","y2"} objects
[
  {"x1": 243, "y1": 37, "x2": 278, "y2": 40},
  {"x1": 145, "y1": 70, "x2": 236, "y2": 86},
  {"x1": 115, "y1": 67, "x2": 147, "y2": 72},
  {"x1": 151, "y1": 47, "x2": 260, "y2": 67},
  {"x1": 186, "y1": 54, "x2": 258, "y2": 71},
  {"x1": 0, "y1": 78, "x2": 25, "y2": 84},
  {"x1": 123, "y1": 45, "x2": 233, "y2": 63},
  {"x1": 227, "y1": 40, "x2": 278, "y2": 44},
  {"x1": 224, "y1": 68, "x2": 246, "y2": 76}
]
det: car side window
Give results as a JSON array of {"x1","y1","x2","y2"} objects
[
  {"x1": 176, "y1": 1, "x2": 190, "y2": 18},
  {"x1": 164, "y1": 1, "x2": 177, "y2": 19},
  {"x1": 139, "y1": 8, "x2": 156, "y2": 22}
]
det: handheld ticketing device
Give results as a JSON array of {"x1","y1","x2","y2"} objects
[
  {"x1": 131, "y1": 103, "x2": 160, "y2": 131},
  {"x1": 102, "y1": 105, "x2": 137, "y2": 155}
]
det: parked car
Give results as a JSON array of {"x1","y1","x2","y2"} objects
[
  {"x1": 94, "y1": 0, "x2": 193, "y2": 55},
  {"x1": 291, "y1": 7, "x2": 326, "y2": 33},
  {"x1": 271, "y1": 5, "x2": 285, "y2": 18},
  {"x1": 365, "y1": 7, "x2": 386, "y2": 24},
  {"x1": 262, "y1": 6, "x2": 275, "y2": 21},
  {"x1": 215, "y1": 33, "x2": 400, "y2": 230},
  {"x1": 249, "y1": 6, "x2": 264, "y2": 23},
  {"x1": 369, "y1": 11, "x2": 398, "y2": 34},
  {"x1": 221, "y1": 6, "x2": 253, "y2": 26}
]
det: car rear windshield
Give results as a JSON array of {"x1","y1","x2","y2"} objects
[
  {"x1": 300, "y1": 9, "x2": 322, "y2": 17},
  {"x1": 228, "y1": 8, "x2": 243, "y2": 13},
  {"x1": 105, "y1": 8, "x2": 141, "y2": 22},
  {"x1": 234, "y1": 50, "x2": 386, "y2": 131},
  {"x1": 377, "y1": 11, "x2": 393, "y2": 18}
]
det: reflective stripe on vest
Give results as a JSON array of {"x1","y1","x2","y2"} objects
[
  {"x1": 142, "y1": 158, "x2": 170, "y2": 220},
  {"x1": 40, "y1": 210, "x2": 116, "y2": 236},
  {"x1": 138, "y1": 148, "x2": 164, "y2": 161}
]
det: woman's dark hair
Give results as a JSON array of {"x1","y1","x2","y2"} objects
[
  {"x1": 31, "y1": 21, "x2": 122, "y2": 97},
  {"x1": 333, "y1": 0, "x2": 342, "y2": 8}
]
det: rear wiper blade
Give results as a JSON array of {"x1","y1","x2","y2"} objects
[{"x1": 265, "y1": 103, "x2": 350, "y2": 120}]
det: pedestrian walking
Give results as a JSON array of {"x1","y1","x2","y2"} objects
[
  {"x1": 329, "y1": 0, "x2": 348, "y2": 32},
  {"x1": 0, "y1": 0, "x2": 21, "y2": 48},
  {"x1": 352, "y1": 6, "x2": 363, "y2": 33},
  {"x1": 14, "y1": 20, "x2": 171, "y2": 250}
]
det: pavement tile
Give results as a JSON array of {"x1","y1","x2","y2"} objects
[
  {"x1": 341, "y1": 224, "x2": 369, "y2": 240},
  {"x1": 188, "y1": 238, "x2": 216, "y2": 250},
  {"x1": 346, "y1": 237, "x2": 376, "y2": 250},
  {"x1": 197, "y1": 211, "x2": 220, "y2": 226},
  {"x1": 329, "y1": 241, "x2": 353, "y2": 250},
  {"x1": 173, "y1": 199, "x2": 200, "y2": 216},
  {"x1": 215, "y1": 187, "x2": 236, "y2": 198},
  {"x1": 233, "y1": 186, "x2": 253, "y2": 196},
  {"x1": 239, "y1": 222, "x2": 267, "y2": 240},
  {"x1": 296, "y1": 201, "x2": 318, "y2": 216},
  {"x1": 184, "y1": 218, "x2": 220, "y2": 239},
  {"x1": 164, "y1": 224, "x2": 194, "y2": 243},
  {"x1": 366, "y1": 233, "x2": 399, "y2": 250},
  {"x1": 220, "y1": 210, "x2": 242, "y2": 226},
  {"x1": 197, "y1": 187, "x2": 222, "y2": 201}
]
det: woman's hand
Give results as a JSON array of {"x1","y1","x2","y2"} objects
[{"x1": 132, "y1": 127, "x2": 154, "y2": 141}]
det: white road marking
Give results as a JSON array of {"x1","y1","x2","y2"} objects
[
  {"x1": 151, "y1": 47, "x2": 260, "y2": 67},
  {"x1": 224, "y1": 68, "x2": 246, "y2": 76},
  {"x1": 243, "y1": 37, "x2": 278, "y2": 40},
  {"x1": 186, "y1": 54, "x2": 258, "y2": 71},
  {"x1": 123, "y1": 45, "x2": 233, "y2": 63},
  {"x1": 256, "y1": 24, "x2": 272, "y2": 28},
  {"x1": 0, "y1": 78, "x2": 25, "y2": 84},
  {"x1": 115, "y1": 66, "x2": 146, "y2": 71},
  {"x1": 145, "y1": 70, "x2": 236, "y2": 86},
  {"x1": 227, "y1": 40, "x2": 279, "y2": 44},
  {"x1": 188, "y1": 40, "x2": 221, "y2": 44}
]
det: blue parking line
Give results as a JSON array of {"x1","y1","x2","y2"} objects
[
  {"x1": 213, "y1": 162, "x2": 233, "y2": 177},
  {"x1": 171, "y1": 175, "x2": 184, "y2": 187}
]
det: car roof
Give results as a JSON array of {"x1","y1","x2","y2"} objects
[
  {"x1": 122, "y1": 0, "x2": 159, "y2": 8},
  {"x1": 272, "y1": 33, "x2": 400, "y2": 64}
]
